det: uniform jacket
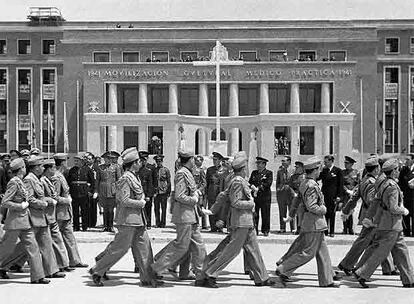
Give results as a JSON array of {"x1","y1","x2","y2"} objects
[
  {"x1": 249, "y1": 168, "x2": 273, "y2": 203},
  {"x1": 1, "y1": 176, "x2": 31, "y2": 230},
  {"x1": 24, "y1": 172, "x2": 48, "y2": 228},
  {"x1": 342, "y1": 168, "x2": 360, "y2": 201},
  {"x1": 206, "y1": 165, "x2": 221, "y2": 203},
  {"x1": 288, "y1": 171, "x2": 306, "y2": 193},
  {"x1": 52, "y1": 171, "x2": 73, "y2": 221},
  {"x1": 115, "y1": 171, "x2": 146, "y2": 227},
  {"x1": 228, "y1": 175, "x2": 255, "y2": 228},
  {"x1": 377, "y1": 177, "x2": 406, "y2": 231},
  {"x1": 97, "y1": 163, "x2": 121, "y2": 198},
  {"x1": 398, "y1": 165, "x2": 414, "y2": 203},
  {"x1": 299, "y1": 178, "x2": 328, "y2": 232},
  {"x1": 154, "y1": 165, "x2": 171, "y2": 196},
  {"x1": 67, "y1": 165, "x2": 95, "y2": 199},
  {"x1": 193, "y1": 165, "x2": 206, "y2": 206},
  {"x1": 319, "y1": 166, "x2": 344, "y2": 205},
  {"x1": 41, "y1": 176, "x2": 58, "y2": 224},
  {"x1": 366, "y1": 172, "x2": 387, "y2": 221},
  {"x1": 171, "y1": 166, "x2": 198, "y2": 224},
  {"x1": 137, "y1": 164, "x2": 156, "y2": 198},
  {"x1": 276, "y1": 165, "x2": 294, "y2": 193}
]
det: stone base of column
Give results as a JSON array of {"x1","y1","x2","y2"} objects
[
  {"x1": 108, "y1": 126, "x2": 117, "y2": 152},
  {"x1": 229, "y1": 128, "x2": 239, "y2": 155}
]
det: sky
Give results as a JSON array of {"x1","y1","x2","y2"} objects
[{"x1": 0, "y1": 0, "x2": 413, "y2": 21}]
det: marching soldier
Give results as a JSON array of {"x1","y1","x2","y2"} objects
[
  {"x1": 206, "y1": 152, "x2": 224, "y2": 232},
  {"x1": 275, "y1": 158, "x2": 337, "y2": 288},
  {"x1": 89, "y1": 147, "x2": 162, "y2": 287},
  {"x1": 153, "y1": 154, "x2": 171, "y2": 228},
  {"x1": 249, "y1": 156, "x2": 273, "y2": 236},
  {"x1": 97, "y1": 151, "x2": 121, "y2": 232},
  {"x1": 354, "y1": 158, "x2": 414, "y2": 288},
  {"x1": 67, "y1": 154, "x2": 96, "y2": 231},
  {"x1": 198, "y1": 154, "x2": 274, "y2": 288},
  {"x1": 152, "y1": 150, "x2": 206, "y2": 282},
  {"x1": 340, "y1": 156, "x2": 360, "y2": 235},
  {"x1": 52, "y1": 153, "x2": 88, "y2": 268},
  {"x1": 24, "y1": 156, "x2": 65, "y2": 279},
  {"x1": 0, "y1": 158, "x2": 49, "y2": 284},
  {"x1": 137, "y1": 151, "x2": 156, "y2": 229},
  {"x1": 276, "y1": 156, "x2": 295, "y2": 233}
]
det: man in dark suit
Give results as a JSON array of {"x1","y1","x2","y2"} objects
[
  {"x1": 318, "y1": 155, "x2": 344, "y2": 237},
  {"x1": 206, "y1": 152, "x2": 224, "y2": 232},
  {"x1": 249, "y1": 157, "x2": 273, "y2": 236},
  {"x1": 399, "y1": 153, "x2": 414, "y2": 237},
  {"x1": 138, "y1": 151, "x2": 156, "y2": 229}
]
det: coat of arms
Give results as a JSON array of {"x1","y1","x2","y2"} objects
[{"x1": 88, "y1": 101, "x2": 100, "y2": 113}]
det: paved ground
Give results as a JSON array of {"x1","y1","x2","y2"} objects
[{"x1": 1, "y1": 234, "x2": 414, "y2": 304}]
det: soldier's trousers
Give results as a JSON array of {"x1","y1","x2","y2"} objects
[
  {"x1": 0, "y1": 229, "x2": 44, "y2": 282},
  {"x1": 403, "y1": 201, "x2": 414, "y2": 237},
  {"x1": 144, "y1": 197, "x2": 153, "y2": 228},
  {"x1": 340, "y1": 226, "x2": 395, "y2": 273},
  {"x1": 152, "y1": 223, "x2": 206, "y2": 280},
  {"x1": 88, "y1": 195, "x2": 98, "y2": 228},
  {"x1": 91, "y1": 225, "x2": 155, "y2": 283},
  {"x1": 33, "y1": 226, "x2": 59, "y2": 276},
  {"x1": 276, "y1": 232, "x2": 305, "y2": 267},
  {"x1": 342, "y1": 215, "x2": 354, "y2": 234},
  {"x1": 277, "y1": 191, "x2": 295, "y2": 232},
  {"x1": 208, "y1": 199, "x2": 219, "y2": 231},
  {"x1": 325, "y1": 202, "x2": 336, "y2": 235},
  {"x1": 72, "y1": 196, "x2": 89, "y2": 231},
  {"x1": 58, "y1": 219, "x2": 82, "y2": 266},
  {"x1": 154, "y1": 194, "x2": 168, "y2": 228},
  {"x1": 154, "y1": 241, "x2": 191, "y2": 278},
  {"x1": 101, "y1": 197, "x2": 116, "y2": 229},
  {"x1": 355, "y1": 231, "x2": 414, "y2": 285},
  {"x1": 95, "y1": 240, "x2": 139, "y2": 269},
  {"x1": 254, "y1": 202, "x2": 271, "y2": 234},
  {"x1": 277, "y1": 231, "x2": 334, "y2": 287},
  {"x1": 202, "y1": 227, "x2": 269, "y2": 284}
]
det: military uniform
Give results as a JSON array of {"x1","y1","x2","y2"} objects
[
  {"x1": 0, "y1": 170, "x2": 46, "y2": 283},
  {"x1": 152, "y1": 153, "x2": 206, "y2": 280},
  {"x1": 138, "y1": 162, "x2": 156, "y2": 228},
  {"x1": 288, "y1": 167, "x2": 305, "y2": 232},
  {"x1": 193, "y1": 164, "x2": 207, "y2": 229},
  {"x1": 153, "y1": 159, "x2": 171, "y2": 228},
  {"x1": 249, "y1": 160, "x2": 273, "y2": 235},
  {"x1": 398, "y1": 164, "x2": 414, "y2": 237},
  {"x1": 206, "y1": 164, "x2": 222, "y2": 231},
  {"x1": 276, "y1": 165, "x2": 295, "y2": 232},
  {"x1": 97, "y1": 161, "x2": 121, "y2": 231},
  {"x1": 355, "y1": 159, "x2": 414, "y2": 287},
  {"x1": 67, "y1": 163, "x2": 95, "y2": 231},
  {"x1": 90, "y1": 147, "x2": 159, "y2": 287},
  {"x1": 276, "y1": 161, "x2": 335, "y2": 287},
  {"x1": 341, "y1": 167, "x2": 360, "y2": 234}
]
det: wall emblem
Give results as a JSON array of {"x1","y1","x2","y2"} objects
[
  {"x1": 88, "y1": 101, "x2": 100, "y2": 113},
  {"x1": 339, "y1": 101, "x2": 351, "y2": 113}
]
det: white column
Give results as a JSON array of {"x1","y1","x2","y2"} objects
[
  {"x1": 290, "y1": 83, "x2": 300, "y2": 158},
  {"x1": 169, "y1": 84, "x2": 178, "y2": 114},
  {"x1": 198, "y1": 84, "x2": 208, "y2": 155},
  {"x1": 139, "y1": 126, "x2": 147, "y2": 151},
  {"x1": 87, "y1": 122, "x2": 101, "y2": 156},
  {"x1": 229, "y1": 84, "x2": 239, "y2": 155},
  {"x1": 260, "y1": 83, "x2": 269, "y2": 114},
  {"x1": 139, "y1": 84, "x2": 148, "y2": 113},
  {"x1": 321, "y1": 83, "x2": 330, "y2": 155},
  {"x1": 108, "y1": 83, "x2": 118, "y2": 151},
  {"x1": 338, "y1": 121, "x2": 353, "y2": 163}
]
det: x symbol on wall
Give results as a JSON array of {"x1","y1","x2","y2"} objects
[{"x1": 339, "y1": 101, "x2": 351, "y2": 113}]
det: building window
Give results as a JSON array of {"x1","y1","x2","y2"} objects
[
  {"x1": 239, "y1": 51, "x2": 257, "y2": 61},
  {"x1": 178, "y1": 85, "x2": 199, "y2": 115},
  {"x1": 151, "y1": 51, "x2": 169, "y2": 62},
  {"x1": 42, "y1": 40, "x2": 55, "y2": 55},
  {"x1": 410, "y1": 70, "x2": 414, "y2": 152},
  {"x1": 93, "y1": 52, "x2": 110, "y2": 62},
  {"x1": 180, "y1": 51, "x2": 198, "y2": 62},
  {"x1": 269, "y1": 85, "x2": 290, "y2": 113},
  {"x1": 328, "y1": 50, "x2": 346, "y2": 61},
  {"x1": 148, "y1": 85, "x2": 169, "y2": 113},
  {"x1": 384, "y1": 67, "x2": 399, "y2": 153},
  {"x1": 41, "y1": 69, "x2": 56, "y2": 153},
  {"x1": 148, "y1": 126, "x2": 163, "y2": 154},
  {"x1": 298, "y1": 50, "x2": 316, "y2": 61},
  {"x1": 0, "y1": 40, "x2": 6, "y2": 54},
  {"x1": 17, "y1": 69, "x2": 32, "y2": 150},
  {"x1": 239, "y1": 85, "x2": 259, "y2": 115},
  {"x1": 122, "y1": 52, "x2": 140, "y2": 62},
  {"x1": 299, "y1": 84, "x2": 321, "y2": 113},
  {"x1": 269, "y1": 50, "x2": 288, "y2": 62},
  {"x1": 0, "y1": 69, "x2": 7, "y2": 152},
  {"x1": 300, "y1": 127, "x2": 315, "y2": 155},
  {"x1": 208, "y1": 85, "x2": 229, "y2": 117},
  {"x1": 385, "y1": 38, "x2": 399, "y2": 54},
  {"x1": 18, "y1": 40, "x2": 31, "y2": 55},
  {"x1": 411, "y1": 37, "x2": 414, "y2": 54},
  {"x1": 119, "y1": 86, "x2": 139, "y2": 113},
  {"x1": 274, "y1": 127, "x2": 291, "y2": 156}
]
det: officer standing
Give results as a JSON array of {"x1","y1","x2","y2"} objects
[
  {"x1": 97, "y1": 151, "x2": 121, "y2": 232},
  {"x1": 340, "y1": 156, "x2": 360, "y2": 235},
  {"x1": 249, "y1": 156, "x2": 273, "y2": 236},
  {"x1": 275, "y1": 158, "x2": 337, "y2": 288},
  {"x1": 0, "y1": 158, "x2": 49, "y2": 284},
  {"x1": 153, "y1": 155, "x2": 171, "y2": 228},
  {"x1": 84, "y1": 152, "x2": 99, "y2": 228},
  {"x1": 354, "y1": 158, "x2": 414, "y2": 288},
  {"x1": 398, "y1": 153, "x2": 414, "y2": 237},
  {"x1": 152, "y1": 150, "x2": 206, "y2": 282},
  {"x1": 206, "y1": 152, "x2": 224, "y2": 232},
  {"x1": 288, "y1": 161, "x2": 306, "y2": 234},
  {"x1": 52, "y1": 153, "x2": 88, "y2": 268},
  {"x1": 67, "y1": 154, "x2": 96, "y2": 231},
  {"x1": 89, "y1": 147, "x2": 163, "y2": 287},
  {"x1": 138, "y1": 151, "x2": 156, "y2": 229},
  {"x1": 193, "y1": 155, "x2": 207, "y2": 229},
  {"x1": 318, "y1": 155, "x2": 344, "y2": 237},
  {"x1": 276, "y1": 156, "x2": 295, "y2": 233}
]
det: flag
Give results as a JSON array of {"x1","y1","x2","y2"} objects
[
  {"x1": 63, "y1": 101, "x2": 69, "y2": 153},
  {"x1": 30, "y1": 102, "x2": 36, "y2": 148}
]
